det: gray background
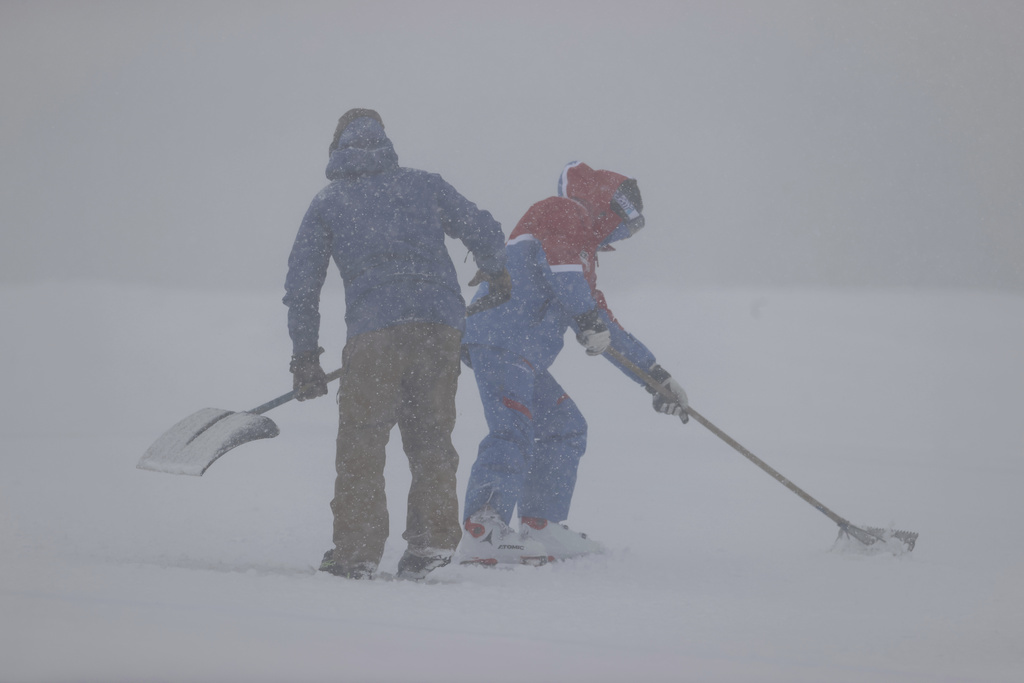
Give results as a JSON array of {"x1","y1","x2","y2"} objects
[{"x1": 3, "y1": 0, "x2": 1022, "y2": 292}]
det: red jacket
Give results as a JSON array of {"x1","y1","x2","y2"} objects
[
  {"x1": 508, "y1": 162, "x2": 630, "y2": 323},
  {"x1": 465, "y1": 162, "x2": 656, "y2": 375}
]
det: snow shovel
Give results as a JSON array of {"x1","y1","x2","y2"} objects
[
  {"x1": 605, "y1": 347, "x2": 918, "y2": 554},
  {"x1": 137, "y1": 368, "x2": 343, "y2": 476},
  {"x1": 138, "y1": 287, "x2": 501, "y2": 478}
]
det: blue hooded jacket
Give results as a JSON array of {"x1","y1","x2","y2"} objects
[{"x1": 284, "y1": 118, "x2": 506, "y2": 354}]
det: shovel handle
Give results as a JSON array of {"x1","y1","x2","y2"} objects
[
  {"x1": 249, "y1": 367, "x2": 344, "y2": 415},
  {"x1": 604, "y1": 346, "x2": 853, "y2": 530}
]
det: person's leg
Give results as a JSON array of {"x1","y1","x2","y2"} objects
[
  {"x1": 394, "y1": 323, "x2": 464, "y2": 556},
  {"x1": 518, "y1": 370, "x2": 587, "y2": 523},
  {"x1": 328, "y1": 329, "x2": 400, "y2": 574},
  {"x1": 461, "y1": 345, "x2": 536, "y2": 525},
  {"x1": 517, "y1": 370, "x2": 602, "y2": 558}
]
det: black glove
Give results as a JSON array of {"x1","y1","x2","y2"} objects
[
  {"x1": 574, "y1": 309, "x2": 611, "y2": 356},
  {"x1": 290, "y1": 347, "x2": 328, "y2": 401},
  {"x1": 646, "y1": 364, "x2": 689, "y2": 422},
  {"x1": 466, "y1": 267, "x2": 512, "y2": 316}
]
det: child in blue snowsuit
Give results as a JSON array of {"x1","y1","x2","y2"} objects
[{"x1": 458, "y1": 161, "x2": 689, "y2": 565}]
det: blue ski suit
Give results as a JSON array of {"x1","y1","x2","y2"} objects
[{"x1": 462, "y1": 162, "x2": 663, "y2": 525}]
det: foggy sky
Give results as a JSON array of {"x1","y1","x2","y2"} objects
[{"x1": 2, "y1": 0, "x2": 1022, "y2": 293}]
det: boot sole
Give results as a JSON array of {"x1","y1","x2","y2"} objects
[{"x1": 459, "y1": 555, "x2": 550, "y2": 567}]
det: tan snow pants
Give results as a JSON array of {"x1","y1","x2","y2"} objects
[{"x1": 330, "y1": 322, "x2": 463, "y2": 569}]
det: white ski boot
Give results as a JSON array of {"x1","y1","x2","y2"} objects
[
  {"x1": 520, "y1": 517, "x2": 604, "y2": 560},
  {"x1": 457, "y1": 507, "x2": 549, "y2": 567}
]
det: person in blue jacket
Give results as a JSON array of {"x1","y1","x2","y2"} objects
[
  {"x1": 458, "y1": 161, "x2": 689, "y2": 566},
  {"x1": 284, "y1": 109, "x2": 510, "y2": 580}
]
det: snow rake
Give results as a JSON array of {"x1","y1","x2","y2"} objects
[
  {"x1": 137, "y1": 368, "x2": 343, "y2": 476},
  {"x1": 605, "y1": 347, "x2": 917, "y2": 554}
]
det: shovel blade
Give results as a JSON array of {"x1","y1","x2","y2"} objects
[
  {"x1": 137, "y1": 407, "x2": 280, "y2": 476},
  {"x1": 833, "y1": 523, "x2": 918, "y2": 555}
]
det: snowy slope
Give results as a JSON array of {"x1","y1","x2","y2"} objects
[{"x1": 1, "y1": 282, "x2": 1022, "y2": 682}]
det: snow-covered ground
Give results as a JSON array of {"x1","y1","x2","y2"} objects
[{"x1": 1, "y1": 282, "x2": 1022, "y2": 682}]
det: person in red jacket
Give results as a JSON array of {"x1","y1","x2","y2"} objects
[{"x1": 458, "y1": 161, "x2": 690, "y2": 565}]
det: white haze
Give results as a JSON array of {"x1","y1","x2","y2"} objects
[
  {"x1": 2, "y1": 3, "x2": 1024, "y2": 682},
  {"x1": 1, "y1": 1, "x2": 1023, "y2": 292}
]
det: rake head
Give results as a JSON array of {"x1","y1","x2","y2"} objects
[{"x1": 834, "y1": 523, "x2": 918, "y2": 555}]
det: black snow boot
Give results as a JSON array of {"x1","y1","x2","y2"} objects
[
  {"x1": 396, "y1": 548, "x2": 451, "y2": 581},
  {"x1": 319, "y1": 549, "x2": 376, "y2": 580}
]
